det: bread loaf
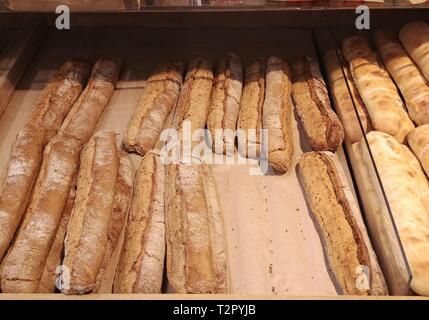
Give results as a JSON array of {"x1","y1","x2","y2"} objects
[
  {"x1": 355, "y1": 131, "x2": 429, "y2": 296},
  {"x1": 399, "y1": 21, "x2": 429, "y2": 83},
  {"x1": 207, "y1": 53, "x2": 243, "y2": 155},
  {"x1": 292, "y1": 56, "x2": 344, "y2": 151},
  {"x1": 123, "y1": 62, "x2": 183, "y2": 155},
  {"x1": 61, "y1": 131, "x2": 119, "y2": 295},
  {"x1": 165, "y1": 159, "x2": 229, "y2": 293},
  {"x1": 408, "y1": 124, "x2": 429, "y2": 177},
  {"x1": 342, "y1": 36, "x2": 414, "y2": 143},
  {"x1": 0, "y1": 60, "x2": 90, "y2": 263},
  {"x1": 114, "y1": 152, "x2": 165, "y2": 293},
  {"x1": 299, "y1": 151, "x2": 388, "y2": 295},
  {"x1": 375, "y1": 30, "x2": 429, "y2": 125},
  {"x1": 324, "y1": 49, "x2": 372, "y2": 144}
]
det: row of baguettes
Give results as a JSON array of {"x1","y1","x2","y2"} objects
[{"x1": 123, "y1": 54, "x2": 345, "y2": 174}]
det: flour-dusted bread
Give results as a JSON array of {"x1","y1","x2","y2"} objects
[
  {"x1": 165, "y1": 159, "x2": 229, "y2": 293},
  {"x1": 114, "y1": 152, "x2": 165, "y2": 294},
  {"x1": 399, "y1": 21, "x2": 429, "y2": 83},
  {"x1": 207, "y1": 53, "x2": 243, "y2": 155},
  {"x1": 343, "y1": 36, "x2": 414, "y2": 143},
  {"x1": 299, "y1": 151, "x2": 388, "y2": 295},
  {"x1": 123, "y1": 62, "x2": 183, "y2": 155},
  {"x1": 375, "y1": 30, "x2": 429, "y2": 125},
  {"x1": 355, "y1": 131, "x2": 429, "y2": 296},
  {"x1": 408, "y1": 124, "x2": 429, "y2": 178},
  {"x1": 292, "y1": 56, "x2": 344, "y2": 151},
  {"x1": 324, "y1": 49, "x2": 372, "y2": 144}
]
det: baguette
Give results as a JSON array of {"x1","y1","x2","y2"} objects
[
  {"x1": 298, "y1": 151, "x2": 388, "y2": 295},
  {"x1": 342, "y1": 36, "x2": 414, "y2": 143},
  {"x1": 292, "y1": 56, "x2": 344, "y2": 151},
  {"x1": 399, "y1": 21, "x2": 429, "y2": 83},
  {"x1": 0, "y1": 59, "x2": 121, "y2": 293},
  {"x1": 263, "y1": 56, "x2": 294, "y2": 173},
  {"x1": 114, "y1": 152, "x2": 165, "y2": 293},
  {"x1": 375, "y1": 30, "x2": 429, "y2": 125},
  {"x1": 123, "y1": 62, "x2": 183, "y2": 155},
  {"x1": 165, "y1": 159, "x2": 229, "y2": 293},
  {"x1": 94, "y1": 150, "x2": 134, "y2": 293},
  {"x1": 237, "y1": 59, "x2": 265, "y2": 159},
  {"x1": 324, "y1": 49, "x2": 372, "y2": 144},
  {"x1": 0, "y1": 60, "x2": 90, "y2": 263},
  {"x1": 207, "y1": 53, "x2": 243, "y2": 155},
  {"x1": 355, "y1": 131, "x2": 429, "y2": 296},
  {"x1": 61, "y1": 131, "x2": 119, "y2": 295},
  {"x1": 408, "y1": 124, "x2": 429, "y2": 177}
]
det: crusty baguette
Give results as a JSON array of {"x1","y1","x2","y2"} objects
[
  {"x1": 324, "y1": 49, "x2": 372, "y2": 144},
  {"x1": 0, "y1": 59, "x2": 121, "y2": 293},
  {"x1": 165, "y1": 159, "x2": 229, "y2": 293},
  {"x1": 399, "y1": 21, "x2": 429, "y2": 83},
  {"x1": 0, "y1": 60, "x2": 90, "y2": 263},
  {"x1": 263, "y1": 56, "x2": 294, "y2": 173},
  {"x1": 123, "y1": 62, "x2": 183, "y2": 155},
  {"x1": 408, "y1": 124, "x2": 429, "y2": 177},
  {"x1": 292, "y1": 56, "x2": 344, "y2": 151},
  {"x1": 355, "y1": 131, "x2": 429, "y2": 296},
  {"x1": 113, "y1": 152, "x2": 165, "y2": 293},
  {"x1": 61, "y1": 131, "x2": 119, "y2": 295},
  {"x1": 298, "y1": 151, "x2": 388, "y2": 295},
  {"x1": 94, "y1": 151, "x2": 134, "y2": 293},
  {"x1": 207, "y1": 53, "x2": 243, "y2": 155},
  {"x1": 375, "y1": 30, "x2": 429, "y2": 125},
  {"x1": 237, "y1": 59, "x2": 265, "y2": 159},
  {"x1": 342, "y1": 36, "x2": 414, "y2": 143}
]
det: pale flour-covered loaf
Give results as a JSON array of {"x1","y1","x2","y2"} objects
[
  {"x1": 123, "y1": 62, "x2": 183, "y2": 155},
  {"x1": 114, "y1": 152, "x2": 165, "y2": 294},
  {"x1": 408, "y1": 124, "x2": 429, "y2": 177},
  {"x1": 375, "y1": 30, "x2": 429, "y2": 125},
  {"x1": 292, "y1": 56, "x2": 344, "y2": 151},
  {"x1": 324, "y1": 49, "x2": 372, "y2": 144},
  {"x1": 207, "y1": 53, "x2": 243, "y2": 155},
  {"x1": 165, "y1": 159, "x2": 229, "y2": 293},
  {"x1": 342, "y1": 36, "x2": 414, "y2": 143},
  {"x1": 357, "y1": 131, "x2": 429, "y2": 296},
  {"x1": 399, "y1": 21, "x2": 429, "y2": 83},
  {"x1": 299, "y1": 151, "x2": 388, "y2": 295}
]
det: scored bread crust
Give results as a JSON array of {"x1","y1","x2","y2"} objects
[
  {"x1": 299, "y1": 151, "x2": 388, "y2": 295},
  {"x1": 113, "y1": 152, "x2": 165, "y2": 293},
  {"x1": 0, "y1": 60, "x2": 90, "y2": 263},
  {"x1": 375, "y1": 30, "x2": 429, "y2": 126},
  {"x1": 342, "y1": 36, "x2": 414, "y2": 144},
  {"x1": 324, "y1": 49, "x2": 372, "y2": 144},
  {"x1": 165, "y1": 159, "x2": 229, "y2": 293},
  {"x1": 62, "y1": 131, "x2": 120, "y2": 295},
  {"x1": 399, "y1": 21, "x2": 429, "y2": 83},
  {"x1": 207, "y1": 53, "x2": 243, "y2": 155},
  {"x1": 408, "y1": 124, "x2": 429, "y2": 178},
  {"x1": 123, "y1": 62, "x2": 183, "y2": 155},
  {"x1": 292, "y1": 56, "x2": 344, "y2": 151}
]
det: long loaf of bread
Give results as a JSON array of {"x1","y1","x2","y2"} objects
[
  {"x1": 407, "y1": 124, "x2": 429, "y2": 177},
  {"x1": 61, "y1": 131, "x2": 119, "y2": 295},
  {"x1": 165, "y1": 159, "x2": 229, "y2": 293},
  {"x1": 324, "y1": 49, "x2": 372, "y2": 144},
  {"x1": 123, "y1": 62, "x2": 183, "y2": 155},
  {"x1": 0, "y1": 60, "x2": 90, "y2": 263},
  {"x1": 399, "y1": 21, "x2": 429, "y2": 83},
  {"x1": 207, "y1": 53, "x2": 243, "y2": 155},
  {"x1": 355, "y1": 131, "x2": 429, "y2": 296},
  {"x1": 375, "y1": 30, "x2": 429, "y2": 125},
  {"x1": 342, "y1": 36, "x2": 414, "y2": 143},
  {"x1": 299, "y1": 151, "x2": 388, "y2": 295},
  {"x1": 292, "y1": 56, "x2": 344, "y2": 151},
  {"x1": 114, "y1": 152, "x2": 165, "y2": 293},
  {"x1": 0, "y1": 59, "x2": 121, "y2": 293}
]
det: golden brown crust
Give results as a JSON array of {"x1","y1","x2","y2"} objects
[
  {"x1": 292, "y1": 56, "x2": 344, "y2": 151},
  {"x1": 407, "y1": 124, "x2": 429, "y2": 178}
]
